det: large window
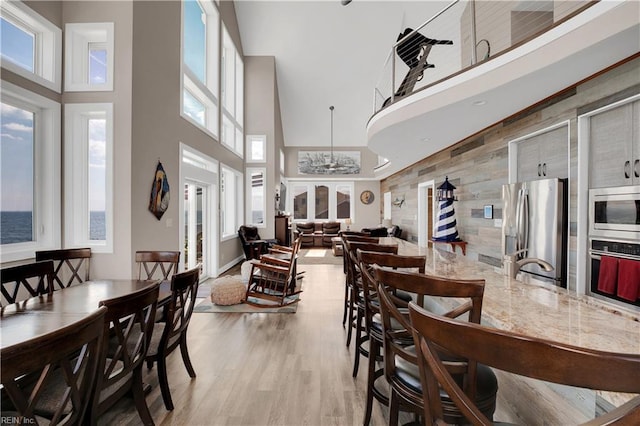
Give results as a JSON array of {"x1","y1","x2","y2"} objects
[
  {"x1": 220, "y1": 165, "x2": 243, "y2": 239},
  {"x1": 246, "y1": 168, "x2": 266, "y2": 227},
  {"x1": 1, "y1": 81, "x2": 61, "y2": 262},
  {"x1": 291, "y1": 181, "x2": 354, "y2": 222},
  {"x1": 0, "y1": 0, "x2": 62, "y2": 92},
  {"x1": 221, "y1": 26, "x2": 243, "y2": 156},
  {"x1": 181, "y1": 0, "x2": 219, "y2": 138},
  {"x1": 64, "y1": 103, "x2": 113, "y2": 252}
]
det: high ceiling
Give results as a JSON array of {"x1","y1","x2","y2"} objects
[{"x1": 235, "y1": 0, "x2": 449, "y2": 149}]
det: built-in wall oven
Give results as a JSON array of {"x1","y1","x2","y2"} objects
[{"x1": 588, "y1": 187, "x2": 640, "y2": 311}]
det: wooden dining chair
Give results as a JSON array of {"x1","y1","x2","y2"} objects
[
  {"x1": 408, "y1": 303, "x2": 640, "y2": 426},
  {"x1": 1, "y1": 260, "x2": 54, "y2": 306},
  {"x1": 357, "y1": 250, "x2": 426, "y2": 425},
  {"x1": 89, "y1": 283, "x2": 160, "y2": 425},
  {"x1": 135, "y1": 250, "x2": 180, "y2": 281},
  {"x1": 145, "y1": 267, "x2": 200, "y2": 410},
  {"x1": 339, "y1": 234, "x2": 379, "y2": 323},
  {"x1": 1, "y1": 306, "x2": 107, "y2": 425},
  {"x1": 343, "y1": 240, "x2": 397, "y2": 352},
  {"x1": 35, "y1": 247, "x2": 91, "y2": 290},
  {"x1": 373, "y1": 266, "x2": 498, "y2": 426}
]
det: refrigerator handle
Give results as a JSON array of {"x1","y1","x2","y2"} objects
[
  {"x1": 522, "y1": 191, "x2": 529, "y2": 255},
  {"x1": 515, "y1": 188, "x2": 524, "y2": 257}
]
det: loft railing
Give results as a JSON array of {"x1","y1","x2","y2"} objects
[{"x1": 373, "y1": 0, "x2": 595, "y2": 114}]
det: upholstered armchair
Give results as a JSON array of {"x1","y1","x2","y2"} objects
[
  {"x1": 238, "y1": 225, "x2": 277, "y2": 260},
  {"x1": 322, "y1": 222, "x2": 341, "y2": 247},
  {"x1": 295, "y1": 222, "x2": 315, "y2": 248}
]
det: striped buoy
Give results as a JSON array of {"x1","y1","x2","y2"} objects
[{"x1": 433, "y1": 198, "x2": 461, "y2": 242}]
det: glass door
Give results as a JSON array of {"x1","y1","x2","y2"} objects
[{"x1": 184, "y1": 182, "x2": 205, "y2": 273}]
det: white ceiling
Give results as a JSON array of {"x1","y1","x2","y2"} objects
[
  {"x1": 235, "y1": 0, "x2": 450, "y2": 148},
  {"x1": 236, "y1": 1, "x2": 640, "y2": 178}
]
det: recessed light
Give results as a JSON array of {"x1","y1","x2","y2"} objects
[{"x1": 472, "y1": 100, "x2": 487, "y2": 106}]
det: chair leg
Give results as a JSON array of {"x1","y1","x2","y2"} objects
[
  {"x1": 131, "y1": 367, "x2": 155, "y2": 425},
  {"x1": 389, "y1": 389, "x2": 400, "y2": 426},
  {"x1": 180, "y1": 335, "x2": 196, "y2": 378},
  {"x1": 363, "y1": 337, "x2": 379, "y2": 426},
  {"x1": 352, "y1": 307, "x2": 364, "y2": 377},
  {"x1": 157, "y1": 354, "x2": 174, "y2": 411},
  {"x1": 342, "y1": 279, "x2": 349, "y2": 327},
  {"x1": 346, "y1": 288, "x2": 356, "y2": 347}
]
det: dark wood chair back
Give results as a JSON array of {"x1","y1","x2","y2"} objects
[
  {"x1": 1, "y1": 260, "x2": 54, "y2": 306},
  {"x1": 408, "y1": 303, "x2": 640, "y2": 426},
  {"x1": 145, "y1": 267, "x2": 200, "y2": 410},
  {"x1": 373, "y1": 265, "x2": 492, "y2": 424},
  {"x1": 1, "y1": 306, "x2": 107, "y2": 425},
  {"x1": 90, "y1": 283, "x2": 160, "y2": 425},
  {"x1": 36, "y1": 247, "x2": 91, "y2": 289},
  {"x1": 135, "y1": 250, "x2": 180, "y2": 281}
]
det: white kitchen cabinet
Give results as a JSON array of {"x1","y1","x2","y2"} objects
[
  {"x1": 515, "y1": 123, "x2": 569, "y2": 182},
  {"x1": 589, "y1": 100, "x2": 640, "y2": 188}
]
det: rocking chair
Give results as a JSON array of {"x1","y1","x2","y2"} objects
[{"x1": 245, "y1": 237, "x2": 302, "y2": 307}]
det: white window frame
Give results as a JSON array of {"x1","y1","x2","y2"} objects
[
  {"x1": 220, "y1": 164, "x2": 243, "y2": 240},
  {"x1": 280, "y1": 149, "x2": 285, "y2": 174},
  {"x1": 289, "y1": 181, "x2": 355, "y2": 223},
  {"x1": 180, "y1": 0, "x2": 219, "y2": 139},
  {"x1": 64, "y1": 22, "x2": 114, "y2": 92},
  {"x1": 221, "y1": 25, "x2": 243, "y2": 157},
  {"x1": 64, "y1": 103, "x2": 113, "y2": 253},
  {"x1": 0, "y1": 81, "x2": 61, "y2": 263},
  {"x1": 0, "y1": 0, "x2": 62, "y2": 93},
  {"x1": 246, "y1": 167, "x2": 266, "y2": 227},
  {"x1": 246, "y1": 134, "x2": 266, "y2": 163}
]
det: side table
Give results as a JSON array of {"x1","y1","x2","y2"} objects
[{"x1": 331, "y1": 237, "x2": 343, "y2": 256}]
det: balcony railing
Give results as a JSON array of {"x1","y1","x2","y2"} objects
[{"x1": 373, "y1": 0, "x2": 595, "y2": 114}]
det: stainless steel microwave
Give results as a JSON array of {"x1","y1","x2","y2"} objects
[{"x1": 589, "y1": 186, "x2": 640, "y2": 240}]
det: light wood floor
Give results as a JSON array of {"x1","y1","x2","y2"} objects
[{"x1": 99, "y1": 262, "x2": 402, "y2": 426}]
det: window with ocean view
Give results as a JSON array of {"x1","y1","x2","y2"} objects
[
  {"x1": 65, "y1": 103, "x2": 113, "y2": 252},
  {"x1": 1, "y1": 81, "x2": 61, "y2": 262},
  {"x1": 1, "y1": 101, "x2": 35, "y2": 245}
]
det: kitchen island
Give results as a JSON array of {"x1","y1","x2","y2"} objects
[{"x1": 381, "y1": 237, "x2": 639, "y2": 423}]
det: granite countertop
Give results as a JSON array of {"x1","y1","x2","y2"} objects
[{"x1": 381, "y1": 237, "x2": 640, "y2": 408}]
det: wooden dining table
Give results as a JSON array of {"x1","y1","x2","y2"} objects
[{"x1": 0, "y1": 279, "x2": 171, "y2": 350}]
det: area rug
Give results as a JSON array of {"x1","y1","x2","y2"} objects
[
  {"x1": 194, "y1": 296, "x2": 298, "y2": 313},
  {"x1": 298, "y1": 248, "x2": 343, "y2": 265}
]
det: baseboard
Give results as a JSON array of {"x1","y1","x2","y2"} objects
[{"x1": 217, "y1": 255, "x2": 244, "y2": 277}]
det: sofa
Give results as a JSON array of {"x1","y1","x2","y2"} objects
[
  {"x1": 360, "y1": 225, "x2": 402, "y2": 238},
  {"x1": 295, "y1": 222, "x2": 341, "y2": 248}
]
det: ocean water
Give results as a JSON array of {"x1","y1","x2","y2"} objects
[
  {"x1": 1, "y1": 211, "x2": 33, "y2": 244},
  {"x1": 0, "y1": 211, "x2": 106, "y2": 244}
]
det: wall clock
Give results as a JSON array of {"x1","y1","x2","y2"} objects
[{"x1": 360, "y1": 190, "x2": 374, "y2": 205}]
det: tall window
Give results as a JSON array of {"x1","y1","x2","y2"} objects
[
  {"x1": 0, "y1": 0, "x2": 62, "y2": 92},
  {"x1": 181, "y1": 0, "x2": 219, "y2": 137},
  {"x1": 291, "y1": 182, "x2": 354, "y2": 222},
  {"x1": 293, "y1": 185, "x2": 308, "y2": 220},
  {"x1": 220, "y1": 165, "x2": 243, "y2": 239},
  {"x1": 1, "y1": 81, "x2": 61, "y2": 262},
  {"x1": 246, "y1": 168, "x2": 266, "y2": 227},
  {"x1": 64, "y1": 103, "x2": 113, "y2": 252},
  {"x1": 221, "y1": 26, "x2": 243, "y2": 156}
]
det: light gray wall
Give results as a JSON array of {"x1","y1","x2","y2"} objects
[
  {"x1": 244, "y1": 56, "x2": 278, "y2": 240},
  {"x1": 62, "y1": 1, "x2": 134, "y2": 279},
  {"x1": 130, "y1": 1, "x2": 245, "y2": 273}
]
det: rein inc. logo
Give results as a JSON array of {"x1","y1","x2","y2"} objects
[{"x1": 1, "y1": 414, "x2": 36, "y2": 425}]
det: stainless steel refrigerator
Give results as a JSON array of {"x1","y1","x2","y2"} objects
[{"x1": 502, "y1": 178, "x2": 568, "y2": 287}]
